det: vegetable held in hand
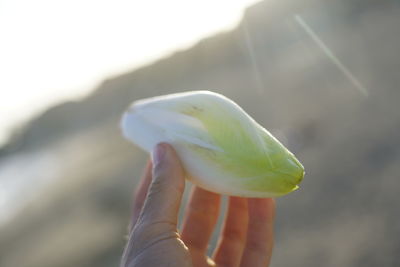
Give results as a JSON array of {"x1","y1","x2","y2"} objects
[{"x1": 121, "y1": 91, "x2": 304, "y2": 198}]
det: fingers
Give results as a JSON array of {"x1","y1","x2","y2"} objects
[
  {"x1": 181, "y1": 186, "x2": 221, "y2": 253},
  {"x1": 240, "y1": 198, "x2": 275, "y2": 267},
  {"x1": 136, "y1": 143, "x2": 186, "y2": 227},
  {"x1": 213, "y1": 197, "x2": 248, "y2": 267},
  {"x1": 130, "y1": 160, "x2": 152, "y2": 230}
]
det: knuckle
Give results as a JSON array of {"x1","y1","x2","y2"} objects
[
  {"x1": 246, "y1": 238, "x2": 267, "y2": 253},
  {"x1": 223, "y1": 227, "x2": 246, "y2": 244}
]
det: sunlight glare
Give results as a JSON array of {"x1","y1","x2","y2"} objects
[{"x1": 0, "y1": 0, "x2": 261, "y2": 145}]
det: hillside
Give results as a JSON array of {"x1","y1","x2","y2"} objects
[{"x1": 0, "y1": 1, "x2": 399, "y2": 266}]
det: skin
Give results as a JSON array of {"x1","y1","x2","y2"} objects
[{"x1": 121, "y1": 143, "x2": 275, "y2": 267}]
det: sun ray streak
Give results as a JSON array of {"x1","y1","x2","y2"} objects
[
  {"x1": 294, "y1": 14, "x2": 368, "y2": 96},
  {"x1": 242, "y1": 18, "x2": 265, "y2": 94}
]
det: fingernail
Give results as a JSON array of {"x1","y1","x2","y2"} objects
[{"x1": 152, "y1": 143, "x2": 166, "y2": 165}]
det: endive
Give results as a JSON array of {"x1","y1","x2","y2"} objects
[{"x1": 121, "y1": 91, "x2": 304, "y2": 198}]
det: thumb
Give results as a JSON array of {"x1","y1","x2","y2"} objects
[
  {"x1": 137, "y1": 142, "x2": 186, "y2": 227},
  {"x1": 121, "y1": 143, "x2": 186, "y2": 266}
]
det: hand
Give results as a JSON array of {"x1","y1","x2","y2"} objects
[{"x1": 121, "y1": 143, "x2": 275, "y2": 267}]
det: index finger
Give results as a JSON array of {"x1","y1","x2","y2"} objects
[{"x1": 180, "y1": 186, "x2": 221, "y2": 253}]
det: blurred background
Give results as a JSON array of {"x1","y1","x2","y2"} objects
[{"x1": 0, "y1": 0, "x2": 399, "y2": 266}]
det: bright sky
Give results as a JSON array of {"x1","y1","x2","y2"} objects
[{"x1": 0, "y1": 0, "x2": 260, "y2": 146}]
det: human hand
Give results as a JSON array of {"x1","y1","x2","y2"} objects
[{"x1": 121, "y1": 143, "x2": 275, "y2": 267}]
